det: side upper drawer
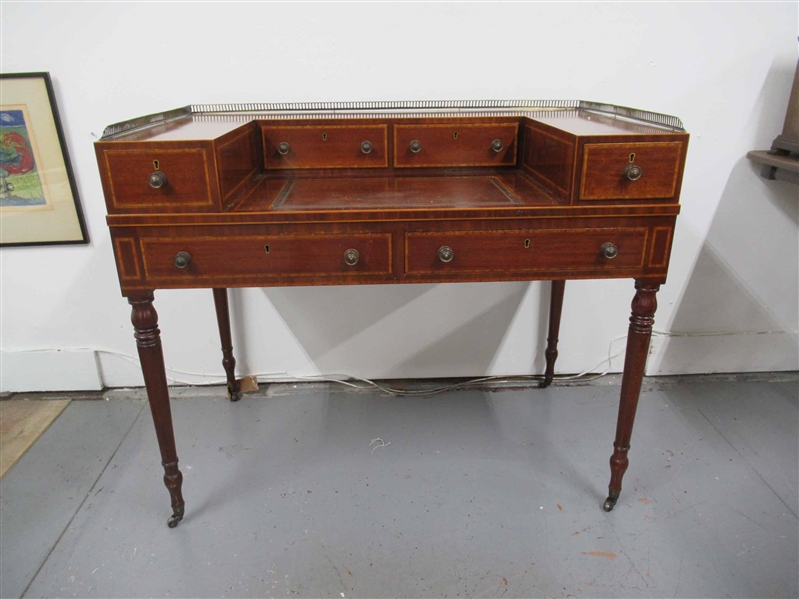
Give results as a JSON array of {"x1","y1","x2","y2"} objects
[
  {"x1": 405, "y1": 228, "x2": 648, "y2": 274},
  {"x1": 394, "y1": 124, "x2": 518, "y2": 168},
  {"x1": 101, "y1": 148, "x2": 216, "y2": 211},
  {"x1": 140, "y1": 233, "x2": 392, "y2": 280},
  {"x1": 262, "y1": 125, "x2": 388, "y2": 169},
  {"x1": 579, "y1": 142, "x2": 684, "y2": 201}
]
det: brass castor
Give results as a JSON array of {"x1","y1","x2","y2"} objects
[
  {"x1": 167, "y1": 506, "x2": 185, "y2": 528},
  {"x1": 227, "y1": 384, "x2": 241, "y2": 402},
  {"x1": 602, "y1": 489, "x2": 620, "y2": 512}
]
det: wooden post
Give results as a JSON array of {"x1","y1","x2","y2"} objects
[
  {"x1": 540, "y1": 280, "x2": 566, "y2": 388},
  {"x1": 603, "y1": 279, "x2": 659, "y2": 512},
  {"x1": 212, "y1": 288, "x2": 240, "y2": 401},
  {"x1": 129, "y1": 293, "x2": 185, "y2": 528}
]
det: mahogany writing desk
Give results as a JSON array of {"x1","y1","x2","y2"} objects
[{"x1": 95, "y1": 100, "x2": 689, "y2": 528}]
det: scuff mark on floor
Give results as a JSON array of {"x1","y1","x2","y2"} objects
[{"x1": 580, "y1": 551, "x2": 617, "y2": 559}]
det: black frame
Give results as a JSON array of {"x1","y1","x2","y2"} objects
[{"x1": 0, "y1": 72, "x2": 89, "y2": 247}]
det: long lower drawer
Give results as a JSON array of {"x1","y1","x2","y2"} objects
[
  {"x1": 405, "y1": 228, "x2": 648, "y2": 274},
  {"x1": 139, "y1": 233, "x2": 392, "y2": 281}
]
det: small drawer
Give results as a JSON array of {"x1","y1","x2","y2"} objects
[
  {"x1": 405, "y1": 228, "x2": 648, "y2": 275},
  {"x1": 103, "y1": 148, "x2": 215, "y2": 210},
  {"x1": 262, "y1": 125, "x2": 388, "y2": 170},
  {"x1": 140, "y1": 233, "x2": 392, "y2": 281},
  {"x1": 394, "y1": 123, "x2": 518, "y2": 168},
  {"x1": 579, "y1": 142, "x2": 684, "y2": 200}
]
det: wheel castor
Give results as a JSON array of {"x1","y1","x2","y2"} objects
[
  {"x1": 602, "y1": 496, "x2": 617, "y2": 512},
  {"x1": 538, "y1": 381, "x2": 551, "y2": 389},
  {"x1": 227, "y1": 384, "x2": 241, "y2": 402},
  {"x1": 167, "y1": 506, "x2": 185, "y2": 528},
  {"x1": 602, "y1": 488, "x2": 620, "y2": 512}
]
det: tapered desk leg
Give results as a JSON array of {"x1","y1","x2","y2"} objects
[
  {"x1": 212, "y1": 288, "x2": 240, "y2": 402},
  {"x1": 540, "y1": 280, "x2": 566, "y2": 388},
  {"x1": 129, "y1": 293, "x2": 185, "y2": 528},
  {"x1": 603, "y1": 279, "x2": 659, "y2": 512}
]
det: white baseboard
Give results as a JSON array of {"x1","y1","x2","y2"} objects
[
  {"x1": 1, "y1": 332, "x2": 796, "y2": 393},
  {"x1": 647, "y1": 331, "x2": 799, "y2": 375},
  {"x1": 0, "y1": 350, "x2": 103, "y2": 392}
]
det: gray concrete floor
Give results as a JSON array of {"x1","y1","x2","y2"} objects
[{"x1": 1, "y1": 375, "x2": 797, "y2": 599}]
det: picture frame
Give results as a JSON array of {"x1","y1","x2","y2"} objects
[{"x1": 0, "y1": 72, "x2": 88, "y2": 247}]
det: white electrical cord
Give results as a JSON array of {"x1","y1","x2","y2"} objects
[{"x1": 6, "y1": 328, "x2": 785, "y2": 397}]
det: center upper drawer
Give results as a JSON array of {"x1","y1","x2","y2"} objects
[
  {"x1": 394, "y1": 123, "x2": 518, "y2": 168},
  {"x1": 262, "y1": 125, "x2": 388, "y2": 169}
]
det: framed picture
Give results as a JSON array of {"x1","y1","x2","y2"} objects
[{"x1": 0, "y1": 72, "x2": 88, "y2": 247}]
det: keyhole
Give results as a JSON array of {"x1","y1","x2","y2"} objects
[
  {"x1": 629, "y1": 153, "x2": 636, "y2": 163},
  {"x1": 453, "y1": 131, "x2": 459, "y2": 140},
  {"x1": 264, "y1": 245, "x2": 270, "y2": 254},
  {"x1": 322, "y1": 133, "x2": 327, "y2": 141},
  {"x1": 524, "y1": 239, "x2": 531, "y2": 249},
  {"x1": 153, "y1": 159, "x2": 160, "y2": 170}
]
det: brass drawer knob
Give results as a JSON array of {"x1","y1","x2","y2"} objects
[
  {"x1": 601, "y1": 242, "x2": 618, "y2": 259},
  {"x1": 623, "y1": 164, "x2": 643, "y2": 181},
  {"x1": 361, "y1": 141, "x2": 373, "y2": 154},
  {"x1": 278, "y1": 141, "x2": 291, "y2": 155},
  {"x1": 173, "y1": 251, "x2": 192, "y2": 269},
  {"x1": 438, "y1": 246, "x2": 454, "y2": 263},
  {"x1": 148, "y1": 171, "x2": 167, "y2": 189},
  {"x1": 344, "y1": 248, "x2": 360, "y2": 266},
  {"x1": 409, "y1": 140, "x2": 422, "y2": 154},
  {"x1": 491, "y1": 139, "x2": 504, "y2": 153}
]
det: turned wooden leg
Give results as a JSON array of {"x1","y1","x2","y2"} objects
[
  {"x1": 129, "y1": 292, "x2": 185, "y2": 528},
  {"x1": 212, "y1": 288, "x2": 240, "y2": 402},
  {"x1": 540, "y1": 280, "x2": 566, "y2": 388},
  {"x1": 603, "y1": 280, "x2": 659, "y2": 512}
]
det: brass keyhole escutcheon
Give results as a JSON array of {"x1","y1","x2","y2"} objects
[
  {"x1": 153, "y1": 159, "x2": 160, "y2": 170},
  {"x1": 453, "y1": 131, "x2": 458, "y2": 140},
  {"x1": 322, "y1": 133, "x2": 327, "y2": 141},
  {"x1": 264, "y1": 245, "x2": 270, "y2": 254},
  {"x1": 524, "y1": 239, "x2": 531, "y2": 249},
  {"x1": 629, "y1": 153, "x2": 636, "y2": 163}
]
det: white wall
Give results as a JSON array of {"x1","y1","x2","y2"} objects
[{"x1": 1, "y1": 3, "x2": 797, "y2": 392}]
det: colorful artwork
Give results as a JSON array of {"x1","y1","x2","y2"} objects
[
  {"x1": 0, "y1": 108, "x2": 47, "y2": 207},
  {"x1": 0, "y1": 73, "x2": 87, "y2": 245}
]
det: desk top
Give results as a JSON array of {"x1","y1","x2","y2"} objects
[{"x1": 95, "y1": 100, "x2": 689, "y2": 293}]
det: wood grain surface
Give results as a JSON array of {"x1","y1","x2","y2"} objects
[{"x1": 0, "y1": 400, "x2": 70, "y2": 479}]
